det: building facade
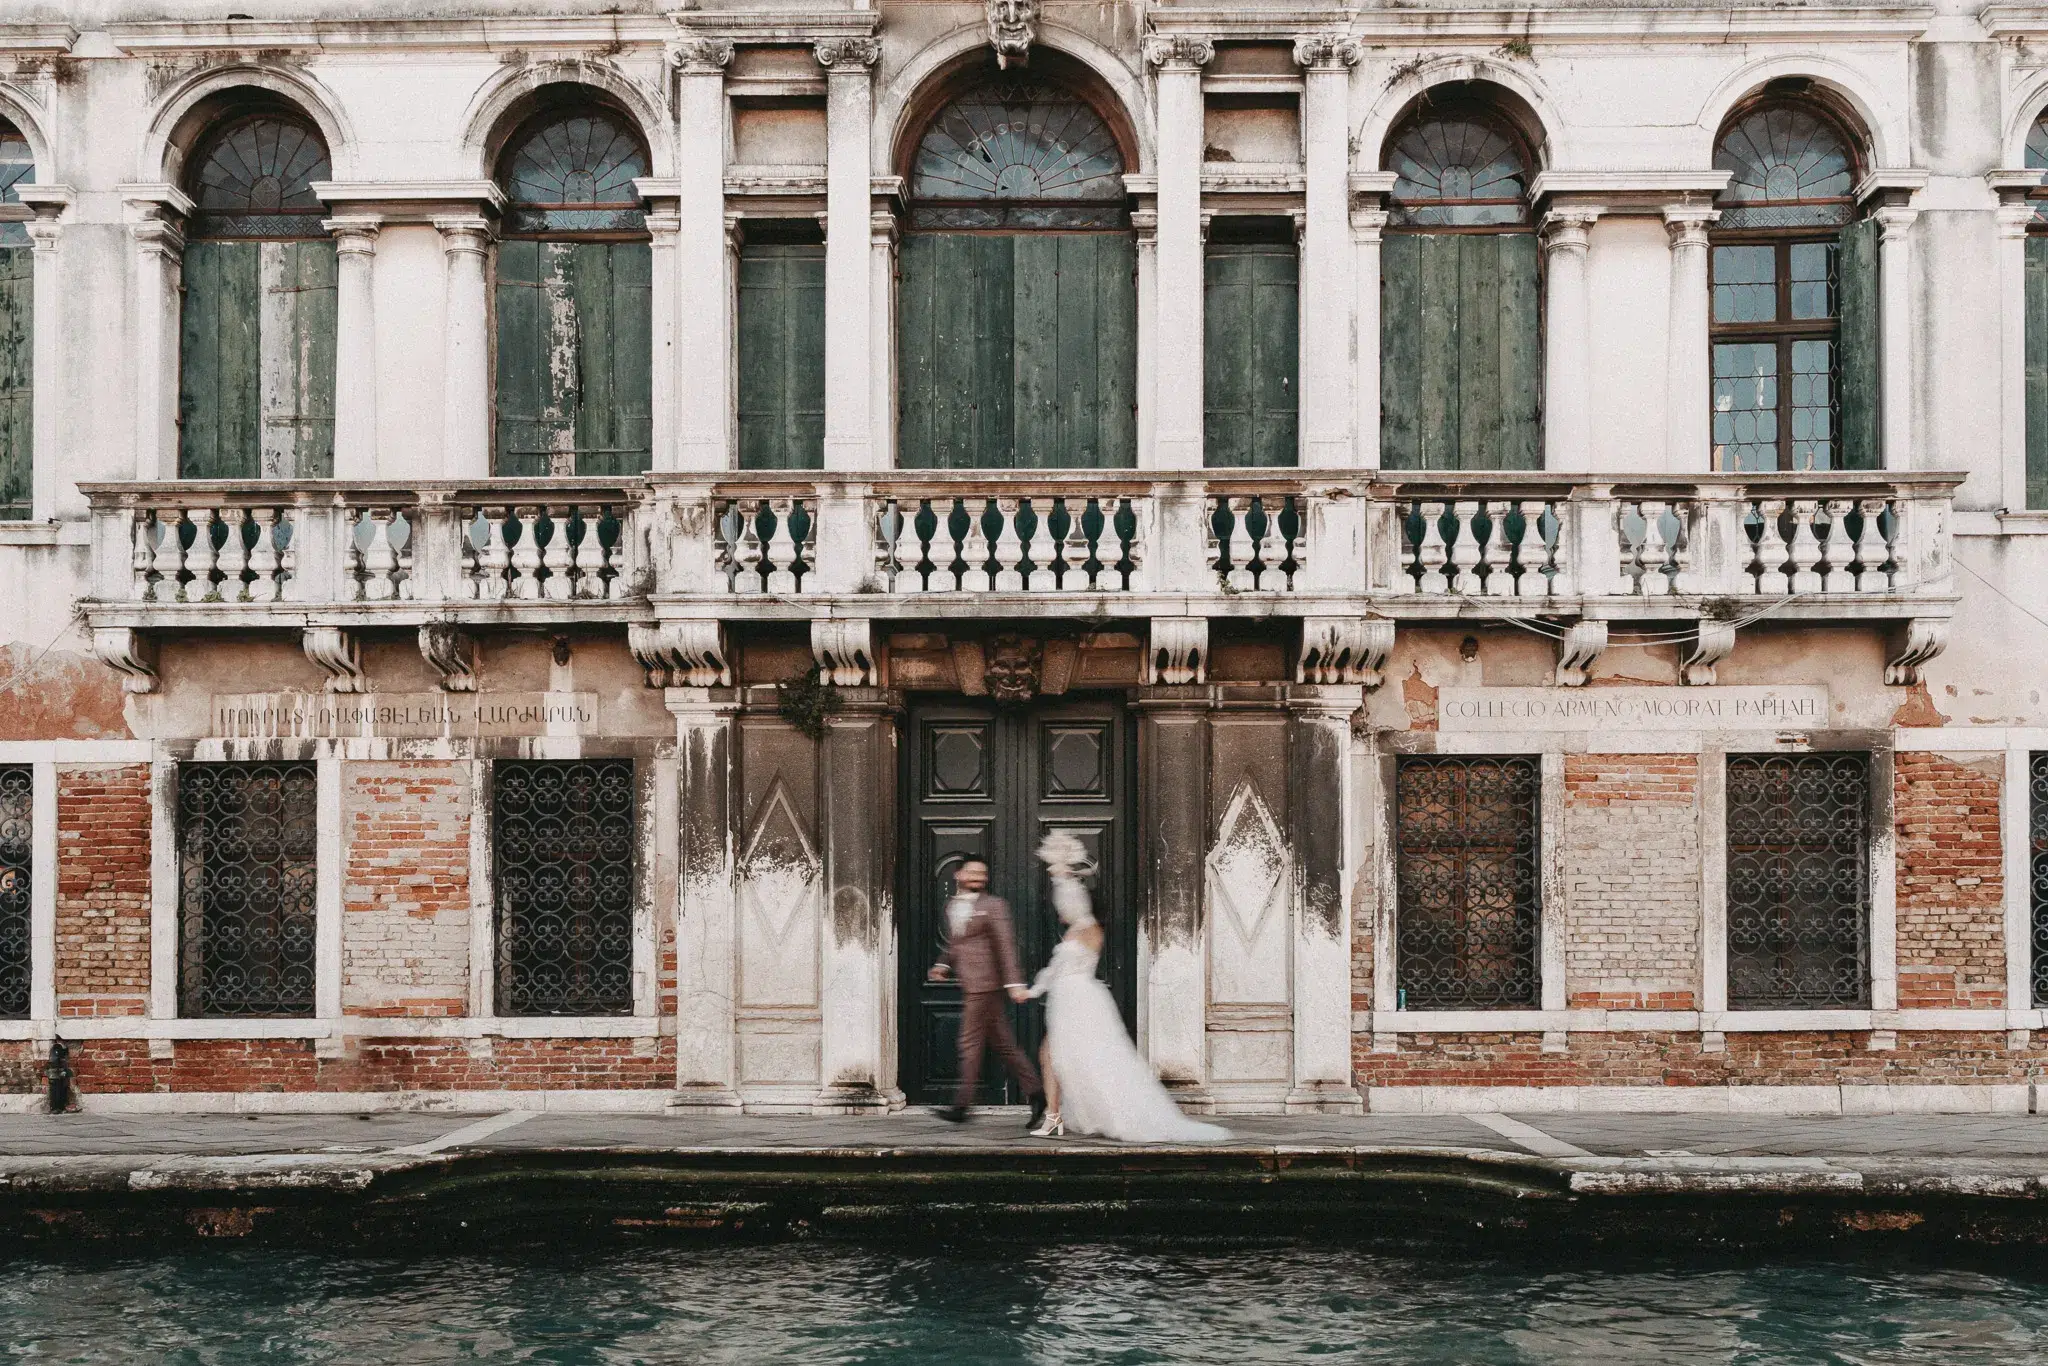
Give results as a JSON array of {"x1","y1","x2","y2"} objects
[{"x1": 0, "y1": 0, "x2": 2043, "y2": 1114}]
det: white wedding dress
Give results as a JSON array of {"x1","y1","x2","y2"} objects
[{"x1": 1033, "y1": 877, "x2": 1230, "y2": 1144}]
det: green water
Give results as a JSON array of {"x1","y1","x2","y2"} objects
[{"x1": 5, "y1": 1241, "x2": 2047, "y2": 1363}]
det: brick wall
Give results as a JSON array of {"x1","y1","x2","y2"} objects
[
  {"x1": 68, "y1": 1037, "x2": 673, "y2": 1094},
  {"x1": 342, "y1": 762, "x2": 472, "y2": 1018},
  {"x1": 55, "y1": 765, "x2": 151, "y2": 1017},
  {"x1": 1894, "y1": 752, "x2": 2005, "y2": 1010},
  {"x1": 1561, "y1": 755, "x2": 1699, "y2": 1010}
]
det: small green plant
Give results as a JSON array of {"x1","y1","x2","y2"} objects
[
  {"x1": 1496, "y1": 38, "x2": 1533, "y2": 61},
  {"x1": 777, "y1": 665, "x2": 843, "y2": 741}
]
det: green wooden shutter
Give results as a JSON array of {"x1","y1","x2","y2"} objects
[
  {"x1": 1380, "y1": 231, "x2": 1540, "y2": 470},
  {"x1": 178, "y1": 242, "x2": 262, "y2": 479},
  {"x1": 0, "y1": 246, "x2": 30, "y2": 519},
  {"x1": 737, "y1": 243, "x2": 826, "y2": 470},
  {"x1": 261, "y1": 240, "x2": 336, "y2": 478},
  {"x1": 495, "y1": 239, "x2": 575, "y2": 477},
  {"x1": 899, "y1": 234, "x2": 1013, "y2": 468},
  {"x1": 1836, "y1": 218, "x2": 1882, "y2": 471},
  {"x1": 2027, "y1": 237, "x2": 2048, "y2": 508},
  {"x1": 570, "y1": 241, "x2": 652, "y2": 476},
  {"x1": 1204, "y1": 242, "x2": 1299, "y2": 468}
]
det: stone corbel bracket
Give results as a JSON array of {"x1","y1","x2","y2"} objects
[
  {"x1": 1555, "y1": 620, "x2": 1607, "y2": 688},
  {"x1": 1886, "y1": 617, "x2": 1949, "y2": 687},
  {"x1": 1298, "y1": 617, "x2": 1395, "y2": 689},
  {"x1": 1146, "y1": 617, "x2": 1208, "y2": 685},
  {"x1": 303, "y1": 626, "x2": 367, "y2": 694},
  {"x1": 417, "y1": 623, "x2": 477, "y2": 693},
  {"x1": 812, "y1": 619, "x2": 876, "y2": 687},
  {"x1": 629, "y1": 621, "x2": 732, "y2": 688},
  {"x1": 1680, "y1": 620, "x2": 1736, "y2": 687},
  {"x1": 91, "y1": 626, "x2": 157, "y2": 695}
]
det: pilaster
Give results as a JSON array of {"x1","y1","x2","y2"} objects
[
  {"x1": 1293, "y1": 36, "x2": 1359, "y2": 468},
  {"x1": 324, "y1": 216, "x2": 380, "y2": 480},
  {"x1": 120, "y1": 185, "x2": 192, "y2": 482},
  {"x1": 1663, "y1": 206, "x2": 1715, "y2": 473},
  {"x1": 1540, "y1": 208, "x2": 1599, "y2": 472},
  {"x1": 815, "y1": 688, "x2": 903, "y2": 1112},
  {"x1": 1144, "y1": 35, "x2": 1213, "y2": 470},
  {"x1": 817, "y1": 38, "x2": 882, "y2": 471},
  {"x1": 434, "y1": 216, "x2": 494, "y2": 479},
  {"x1": 669, "y1": 37, "x2": 735, "y2": 472},
  {"x1": 1873, "y1": 204, "x2": 1918, "y2": 470},
  {"x1": 1285, "y1": 684, "x2": 1365, "y2": 1112},
  {"x1": 669, "y1": 687, "x2": 745, "y2": 1109},
  {"x1": 1134, "y1": 686, "x2": 1212, "y2": 1105},
  {"x1": 18, "y1": 187, "x2": 67, "y2": 519}
]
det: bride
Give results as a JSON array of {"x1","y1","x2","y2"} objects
[{"x1": 1027, "y1": 832, "x2": 1229, "y2": 1144}]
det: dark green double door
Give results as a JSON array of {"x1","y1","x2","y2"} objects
[{"x1": 898, "y1": 697, "x2": 1136, "y2": 1105}]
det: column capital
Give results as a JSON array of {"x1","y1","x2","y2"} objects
[
  {"x1": 814, "y1": 37, "x2": 881, "y2": 70},
  {"x1": 1292, "y1": 34, "x2": 1361, "y2": 70},
  {"x1": 433, "y1": 216, "x2": 494, "y2": 256},
  {"x1": 1143, "y1": 34, "x2": 1214, "y2": 71},
  {"x1": 1997, "y1": 199, "x2": 2038, "y2": 239},
  {"x1": 667, "y1": 36, "x2": 734, "y2": 73},
  {"x1": 869, "y1": 209, "x2": 899, "y2": 248},
  {"x1": 1662, "y1": 205, "x2": 1716, "y2": 248},
  {"x1": 22, "y1": 216, "x2": 60, "y2": 253},
  {"x1": 644, "y1": 207, "x2": 682, "y2": 238},
  {"x1": 1872, "y1": 203, "x2": 1918, "y2": 239},
  {"x1": 1349, "y1": 207, "x2": 1390, "y2": 242},
  {"x1": 323, "y1": 215, "x2": 382, "y2": 253},
  {"x1": 126, "y1": 217, "x2": 184, "y2": 261},
  {"x1": 1130, "y1": 207, "x2": 1158, "y2": 239},
  {"x1": 1540, "y1": 207, "x2": 1600, "y2": 252}
]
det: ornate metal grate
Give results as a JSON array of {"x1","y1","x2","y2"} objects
[
  {"x1": 493, "y1": 760, "x2": 636, "y2": 1016},
  {"x1": 177, "y1": 763, "x2": 318, "y2": 1018},
  {"x1": 1395, "y1": 756, "x2": 1541, "y2": 1010},
  {"x1": 0, "y1": 766, "x2": 29, "y2": 1019},
  {"x1": 2032, "y1": 755, "x2": 2048, "y2": 1009},
  {"x1": 1726, "y1": 753, "x2": 1870, "y2": 1009}
]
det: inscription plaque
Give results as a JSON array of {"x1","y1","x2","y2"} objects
[
  {"x1": 1437, "y1": 685, "x2": 1830, "y2": 732},
  {"x1": 213, "y1": 692, "x2": 599, "y2": 739}
]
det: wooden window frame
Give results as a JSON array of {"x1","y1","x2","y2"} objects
[{"x1": 1707, "y1": 231, "x2": 1842, "y2": 473}]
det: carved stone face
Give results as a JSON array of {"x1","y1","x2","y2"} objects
[
  {"x1": 983, "y1": 634, "x2": 1043, "y2": 703},
  {"x1": 987, "y1": 0, "x2": 1036, "y2": 69}
]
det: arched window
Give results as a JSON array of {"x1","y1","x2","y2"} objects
[
  {"x1": 2020, "y1": 110, "x2": 2048, "y2": 507},
  {"x1": 898, "y1": 75, "x2": 1135, "y2": 468},
  {"x1": 1380, "y1": 94, "x2": 1541, "y2": 470},
  {"x1": 178, "y1": 110, "x2": 336, "y2": 479},
  {"x1": 493, "y1": 103, "x2": 652, "y2": 477},
  {"x1": 1709, "y1": 99, "x2": 1872, "y2": 472},
  {"x1": 0, "y1": 118, "x2": 33, "y2": 520}
]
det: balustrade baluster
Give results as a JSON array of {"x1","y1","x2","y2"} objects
[
  {"x1": 1416, "y1": 502, "x2": 1449, "y2": 595},
  {"x1": 959, "y1": 499, "x2": 993, "y2": 592},
  {"x1": 1026, "y1": 500, "x2": 1059, "y2": 592},
  {"x1": 733, "y1": 502, "x2": 766, "y2": 594},
  {"x1": 1225, "y1": 497, "x2": 1256, "y2": 592},
  {"x1": 1516, "y1": 500, "x2": 1551, "y2": 598},
  {"x1": 1448, "y1": 501, "x2": 1482, "y2": 595},
  {"x1": 1548, "y1": 503, "x2": 1576, "y2": 597},
  {"x1": 152, "y1": 508, "x2": 187, "y2": 603},
  {"x1": 891, "y1": 500, "x2": 925, "y2": 594},
  {"x1": 279, "y1": 509, "x2": 301, "y2": 601},
  {"x1": 1669, "y1": 503, "x2": 1697, "y2": 594},
  {"x1": 1255, "y1": 498, "x2": 1288, "y2": 591},
  {"x1": 131, "y1": 513, "x2": 156, "y2": 600},
  {"x1": 573, "y1": 506, "x2": 607, "y2": 599},
  {"x1": 1126, "y1": 497, "x2": 1150, "y2": 593},
  {"x1": 1753, "y1": 499, "x2": 1789, "y2": 595},
  {"x1": 1638, "y1": 500, "x2": 1671, "y2": 596},
  {"x1": 478, "y1": 510, "x2": 513, "y2": 601},
  {"x1": 510, "y1": 506, "x2": 545, "y2": 600},
  {"x1": 184, "y1": 508, "x2": 218, "y2": 602},
  {"x1": 764, "y1": 498, "x2": 799, "y2": 594},
  {"x1": 990, "y1": 498, "x2": 1023, "y2": 592},
  {"x1": 602, "y1": 507, "x2": 629, "y2": 600},
  {"x1": 1856, "y1": 498, "x2": 1892, "y2": 591},
  {"x1": 395, "y1": 513, "x2": 415, "y2": 600},
  {"x1": 1820, "y1": 499, "x2": 1855, "y2": 593},
  {"x1": 535, "y1": 506, "x2": 572, "y2": 601},
  {"x1": 1481, "y1": 501, "x2": 1513, "y2": 595},
  {"x1": 1786, "y1": 499, "x2": 1822, "y2": 594},
  {"x1": 929, "y1": 499, "x2": 963, "y2": 592},
  {"x1": 1062, "y1": 497, "x2": 1094, "y2": 591},
  {"x1": 363, "y1": 508, "x2": 401, "y2": 602},
  {"x1": 215, "y1": 508, "x2": 248, "y2": 603},
  {"x1": 1096, "y1": 498, "x2": 1127, "y2": 592},
  {"x1": 247, "y1": 508, "x2": 281, "y2": 603}
]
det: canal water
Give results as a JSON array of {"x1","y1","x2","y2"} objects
[{"x1": 4, "y1": 1240, "x2": 2047, "y2": 1363}]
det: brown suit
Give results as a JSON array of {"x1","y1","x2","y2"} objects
[{"x1": 936, "y1": 892, "x2": 1042, "y2": 1108}]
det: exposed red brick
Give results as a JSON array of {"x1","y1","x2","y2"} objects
[
  {"x1": 1894, "y1": 753, "x2": 2005, "y2": 1010},
  {"x1": 55, "y1": 765, "x2": 151, "y2": 1018}
]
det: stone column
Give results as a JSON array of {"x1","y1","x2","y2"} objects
[
  {"x1": 670, "y1": 38, "x2": 734, "y2": 471},
  {"x1": 1352, "y1": 207, "x2": 1388, "y2": 469},
  {"x1": 1294, "y1": 37, "x2": 1359, "y2": 468},
  {"x1": 816, "y1": 687, "x2": 901, "y2": 1112},
  {"x1": 1541, "y1": 209, "x2": 1600, "y2": 472},
  {"x1": 870, "y1": 204, "x2": 899, "y2": 467},
  {"x1": 123, "y1": 192, "x2": 188, "y2": 481},
  {"x1": 1134, "y1": 687, "x2": 1212, "y2": 1104},
  {"x1": 1286, "y1": 684, "x2": 1364, "y2": 1111},
  {"x1": 326, "y1": 217, "x2": 380, "y2": 480},
  {"x1": 1874, "y1": 204, "x2": 1918, "y2": 470},
  {"x1": 1999, "y1": 198, "x2": 2034, "y2": 510},
  {"x1": 643, "y1": 201, "x2": 681, "y2": 470},
  {"x1": 1144, "y1": 36, "x2": 1212, "y2": 470},
  {"x1": 670, "y1": 687, "x2": 744, "y2": 1109},
  {"x1": 817, "y1": 38, "x2": 881, "y2": 471},
  {"x1": 22, "y1": 210, "x2": 62, "y2": 518},
  {"x1": 435, "y1": 217, "x2": 493, "y2": 479},
  {"x1": 1132, "y1": 206, "x2": 1158, "y2": 464},
  {"x1": 1663, "y1": 207, "x2": 1714, "y2": 473}
]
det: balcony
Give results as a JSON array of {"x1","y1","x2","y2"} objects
[{"x1": 79, "y1": 469, "x2": 1959, "y2": 691}]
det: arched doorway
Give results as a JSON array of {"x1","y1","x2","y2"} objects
[{"x1": 898, "y1": 73, "x2": 1136, "y2": 468}]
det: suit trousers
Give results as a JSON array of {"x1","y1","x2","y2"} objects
[{"x1": 955, "y1": 988, "x2": 1042, "y2": 1108}]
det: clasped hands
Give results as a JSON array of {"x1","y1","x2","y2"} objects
[{"x1": 927, "y1": 963, "x2": 1030, "y2": 1003}]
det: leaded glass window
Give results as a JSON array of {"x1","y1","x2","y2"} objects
[
  {"x1": 1394, "y1": 756, "x2": 1541, "y2": 1010},
  {"x1": 499, "y1": 109, "x2": 649, "y2": 236},
  {"x1": 1386, "y1": 108, "x2": 1531, "y2": 228},
  {"x1": 1710, "y1": 102, "x2": 1866, "y2": 473},
  {"x1": 0, "y1": 121, "x2": 33, "y2": 249},
  {"x1": 1726, "y1": 753, "x2": 1870, "y2": 1010},
  {"x1": 187, "y1": 114, "x2": 330, "y2": 240},
  {"x1": 909, "y1": 78, "x2": 1127, "y2": 230},
  {"x1": 176, "y1": 763, "x2": 318, "y2": 1018},
  {"x1": 0, "y1": 766, "x2": 28, "y2": 1020},
  {"x1": 492, "y1": 760, "x2": 636, "y2": 1016}
]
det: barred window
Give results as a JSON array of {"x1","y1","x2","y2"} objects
[
  {"x1": 177, "y1": 763, "x2": 317, "y2": 1017},
  {"x1": 0, "y1": 765, "x2": 29, "y2": 1019},
  {"x1": 492, "y1": 760, "x2": 635, "y2": 1016},
  {"x1": 2031, "y1": 755, "x2": 2048, "y2": 1008},
  {"x1": 1395, "y1": 756, "x2": 1541, "y2": 1009},
  {"x1": 1726, "y1": 753, "x2": 1869, "y2": 1009}
]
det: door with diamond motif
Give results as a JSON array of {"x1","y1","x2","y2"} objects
[{"x1": 898, "y1": 696, "x2": 1135, "y2": 1105}]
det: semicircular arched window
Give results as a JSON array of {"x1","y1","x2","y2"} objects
[
  {"x1": 1386, "y1": 109, "x2": 1531, "y2": 229},
  {"x1": 187, "y1": 114, "x2": 331, "y2": 239},
  {"x1": 0, "y1": 119, "x2": 29, "y2": 518},
  {"x1": 910, "y1": 79, "x2": 1126, "y2": 230},
  {"x1": 1713, "y1": 105, "x2": 1856, "y2": 230},
  {"x1": 499, "y1": 109, "x2": 650, "y2": 235}
]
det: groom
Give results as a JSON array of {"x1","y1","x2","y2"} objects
[{"x1": 927, "y1": 858, "x2": 1047, "y2": 1129}]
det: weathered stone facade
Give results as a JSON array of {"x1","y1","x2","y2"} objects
[{"x1": 0, "y1": 0, "x2": 2043, "y2": 1115}]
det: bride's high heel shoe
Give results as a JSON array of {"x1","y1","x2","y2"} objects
[{"x1": 1029, "y1": 1111, "x2": 1064, "y2": 1138}]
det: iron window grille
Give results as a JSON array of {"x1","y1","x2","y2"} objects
[
  {"x1": 1726, "y1": 753, "x2": 1870, "y2": 1009},
  {"x1": 492, "y1": 760, "x2": 636, "y2": 1017},
  {"x1": 176, "y1": 762, "x2": 318, "y2": 1018},
  {"x1": 2032, "y1": 755, "x2": 2048, "y2": 1009},
  {"x1": 1395, "y1": 756, "x2": 1542, "y2": 1010},
  {"x1": 0, "y1": 765, "x2": 29, "y2": 1019}
]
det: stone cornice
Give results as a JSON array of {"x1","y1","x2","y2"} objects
[
  {"x1": 1152, "y1": 6, "x2": 1934, "y2": 43},
  {"x1": 94, "y1": 11, "x2": 875, "y2": 54}
]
